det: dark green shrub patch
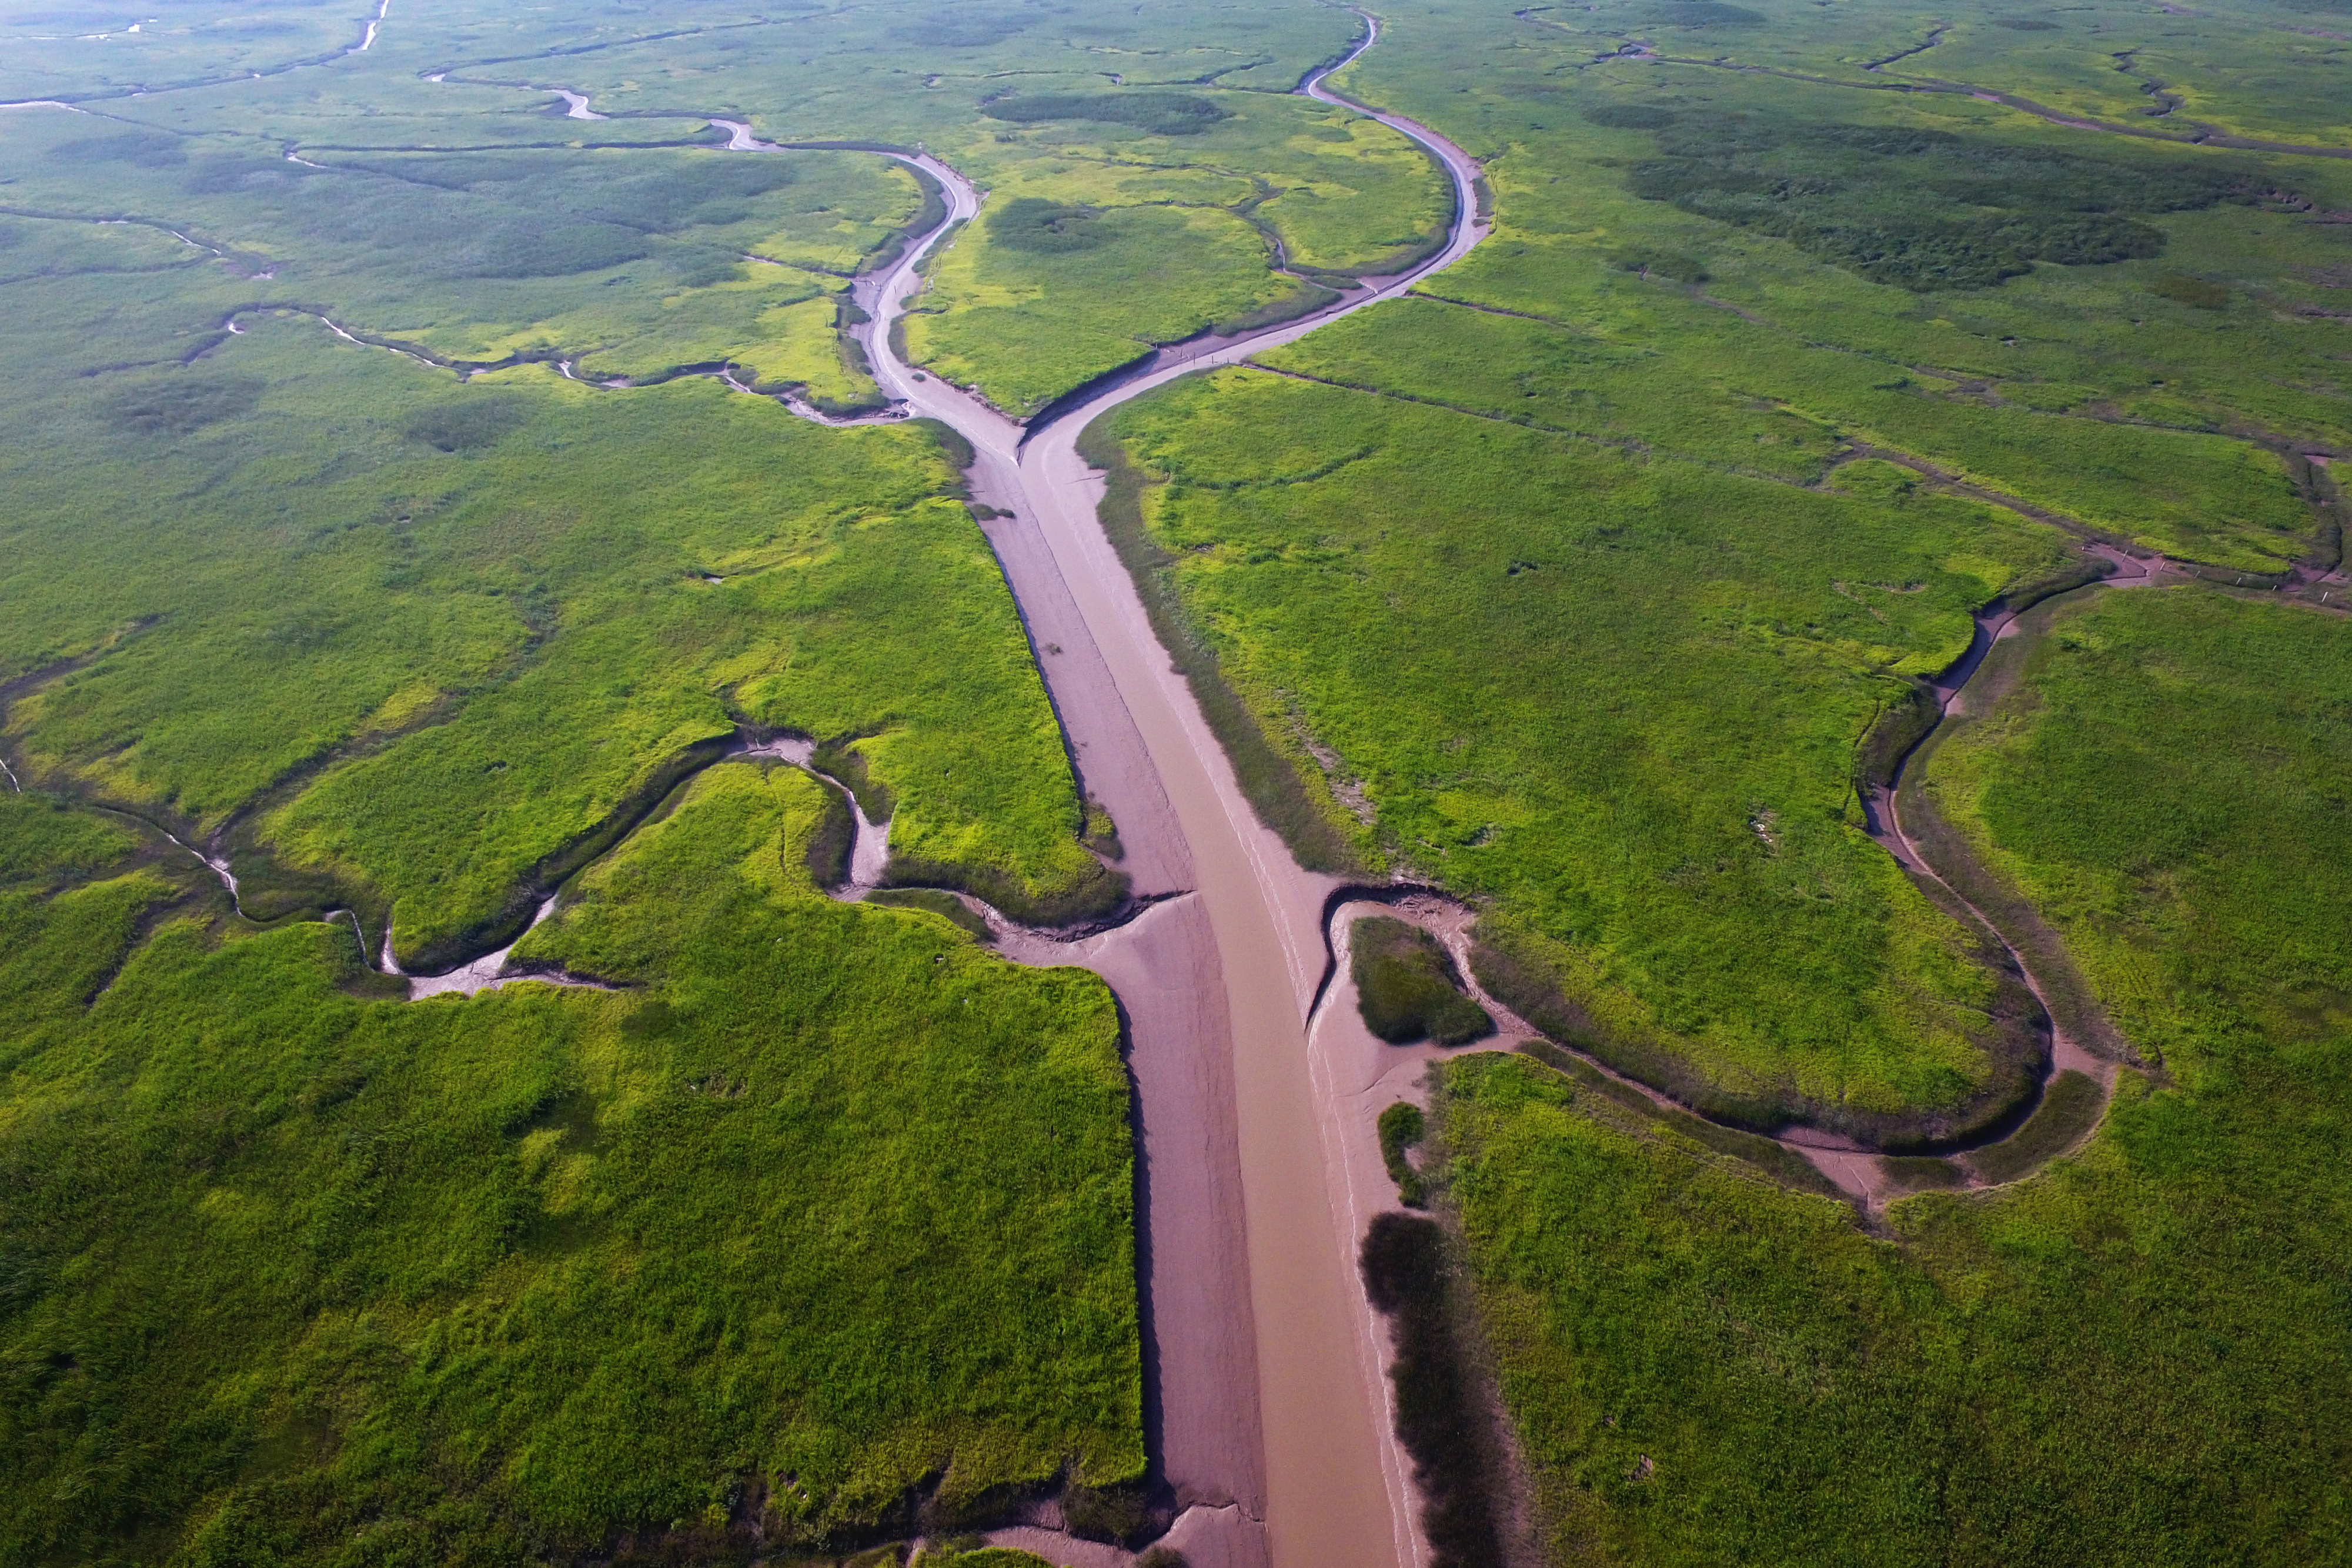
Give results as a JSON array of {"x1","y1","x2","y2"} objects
[
  {"x1": 1360, "y1": 1213, "x2": 1507, "y2": 1568},
  {"x1": 1625, "y1": 118, "x2": 2260, "y2": 289},
  {"x1": 1605, "y1": 245, "x2": 1709, "y2": 282},
  {"x1": 983, "y1": 92, "x2": 1231, "y2": 138},
  {"x1": 1353, "y1": 916, "x2": 1494, "y2": 1046},
  {"x1": 49, "y1": 131, "x2": 185, "y2": 167},
  {"x1": 986, "y1": 196, "x2": 1112, "y2": 255},
  {"x1": 1060, "y1": 1481, "x2": 1157, "y2": 1544},
  {"x1": 2151, "y1": 272, "x2": 2230, "y2": 308},
  {"x1": 1379, "y1": 1098, "x2": 1430, "y2": 1206},
  {"x1": 105, "y1": 371, "x2": 263, "y2": 434},
  {"x1": 1583, "y1": 103, "x2": 1680, "y2": 130},
  {"x1": 1605, "y1": 0, "x2": 1766, "y2": 27},
  {"x1": 397, "y1": 393, "x2": 532, "y2": 452}
]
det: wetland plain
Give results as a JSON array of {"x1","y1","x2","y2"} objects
[{"x1": 3, "y1": 0, "x2": 2348, "y2": 1565}]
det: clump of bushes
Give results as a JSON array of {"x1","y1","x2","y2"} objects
[
  {"x1": 1379, "y1": 1100, "x2": 1429, "y2": 1206},
  {"x1": 1642, "y1": 0, "x2": 1766, "y2": 25},
  {"x1": 1059, "y1": 1482, "x2": 1156, "y2": 1544},
  {"x1": 983, "y1": 91, "x2": 1230, "y2": 136},
  {"x1": 1360, "y1": 1213, "x2": 1506, "y2": 1568},
  {"x1": 985, "y1": 196, "x2": 1110, "y2": 255},
  {"x1": 1607, "y1": 246, "x2": 1710, "y2": 283},
  {"x1": 50, "y1": 131, "x2": 186, "y2": 167},
  {"x1": 399, "y1": 393, "x2": 531, "y2": 453},
  {"x1": 1584, "y1": 103, "x2": 1679, "y2": 130},
  {"x1": 1623, "y1": 116, "x2": 2263, "y2": 290},
  {"x1": 1354, "y1": 917, "x2": 1494, "y2": 1045},
  {"x1": 2150, "y1": 272, "x2": 2229, "y2": 309},
  {"x1": 108, "y1": 372, "x2": 262, "y2": 435},
  {"x1": 439, "y1": 219, "x2": 650, "y2": 278}
]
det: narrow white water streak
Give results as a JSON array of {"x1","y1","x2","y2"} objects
[
  {"x1": 350, "y1": 0, "x2": 388, "y2": 53},
  {"x1": 551, "y1": 88, "x2": 604, "y2": 121},
  {"x1": 0, "y1": 754, "x2": 19, "y2": 791},
  {"x1": 709, "y1": 117, "x2": 777, "y2": 152},
  {"x1": 735, "y1": 735, "x2": 894, "y2": 890},
  {"x1": 162, "y1": 830, "x2": 240, "y2": 903},
  {"x1": 405, "y1": 894, "x2": 578, "y2": 998}
]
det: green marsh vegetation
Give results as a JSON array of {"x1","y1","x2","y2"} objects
[
  {"x1": 2, "y1": 315, "x2": 1112, "y2": 966},
  {"x1": 81, "y1": 0, "x2": 1454, "y2": 420},
  {"x1": 296, "y1": 0, "x2": 1449, "y2": 416},
  {"x1": 0, "y1": 0, "x2": 377, "y2": 101},
  {"x1": 903, "y1": 84, "x2": 1454, "y2": 414},
  {"x1": 1, "y1": 15, "x2": 1175, "y2": 1557},
  {"x1": 1339, "y1": 0, "x2": 2341, "y2": 566},
  {"x1": 1516, "y1": 0, "x2": 2352, "y2": 149},
  {"x1": 1181, "y1": 6, "x2": 2352, "y2": 1557},
  {"x1": 1081, "y1": 17, "x2": 2352, "y2": 1548},
  {"x1": 1351, "y1": 916, "x2": 1493, "y2": 1047},
  {"x1": 0, "y1": 107, "x2": 926, "y2": 411},
  {"x1": 1085, "y1": 0, "x2": 2346, "y2": 1139},
  {"x1": 1102, "y1": 367, "x2": 2067, "y2": 1136},
  {"x1": 0, "y1": 762, "x2": 1143, "y2": 1562},
  {"x1": 0, "y1": 89, "x2": 1124, "y2": 962},
  {"x1": 1426, "y1": 586, "x2": 2352, "y2": 1564}
]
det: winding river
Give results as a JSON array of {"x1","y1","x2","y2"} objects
[{"x1": 812, "y1": 21, "x2": 1493, "y2": 1567}]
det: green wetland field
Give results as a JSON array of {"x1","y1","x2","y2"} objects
[{"x1": 2, "y1": 0, "x2": 2349, "y2": 1562}]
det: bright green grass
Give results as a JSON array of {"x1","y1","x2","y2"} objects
[
  {"x1": 1436, "y1": 583, "x2": 2352, "y2": 1566},
  {"x1": 0, "y1": 790, "x2": 138, "y2": 887},
  {"x1": 0, "y1": 304, "x2": 1102, "y2": 967},
  {"x1": 0, "y1": 763, "x2": 1140, "y2": 1563},
  {"x1": 1103, "y1": 366, "x2": 2072, "y2": 1129},
  {"x1": 260, "y1": 362, "x2": 1108, "y2": 963},
  {"x1": 1334, "y1": 0, "x2": 2342, "y2": 552},
  {"x1": 907, "y1": 202, "x2": 1290, "y2": 416},
  {"x1": 900, "y1": 80, "x2": 1451, "y2": 414},
  {"x1": 1259, "y1": 296, "x2": 1849, "y2": 483},
  {"x1": 1926, "y1": 587, "x2": 2352, "y2": 1068},
  {"x1": 1268, "y1": 291, "x2": 2311, "y2": 570},
  {"x1": 4, "y1": 0, "x2": 1446, "y2": 422}
]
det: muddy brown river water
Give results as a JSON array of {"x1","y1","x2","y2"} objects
[{"x1": 829, "y1": 20, "x2": 1494, "y2": 1565}]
